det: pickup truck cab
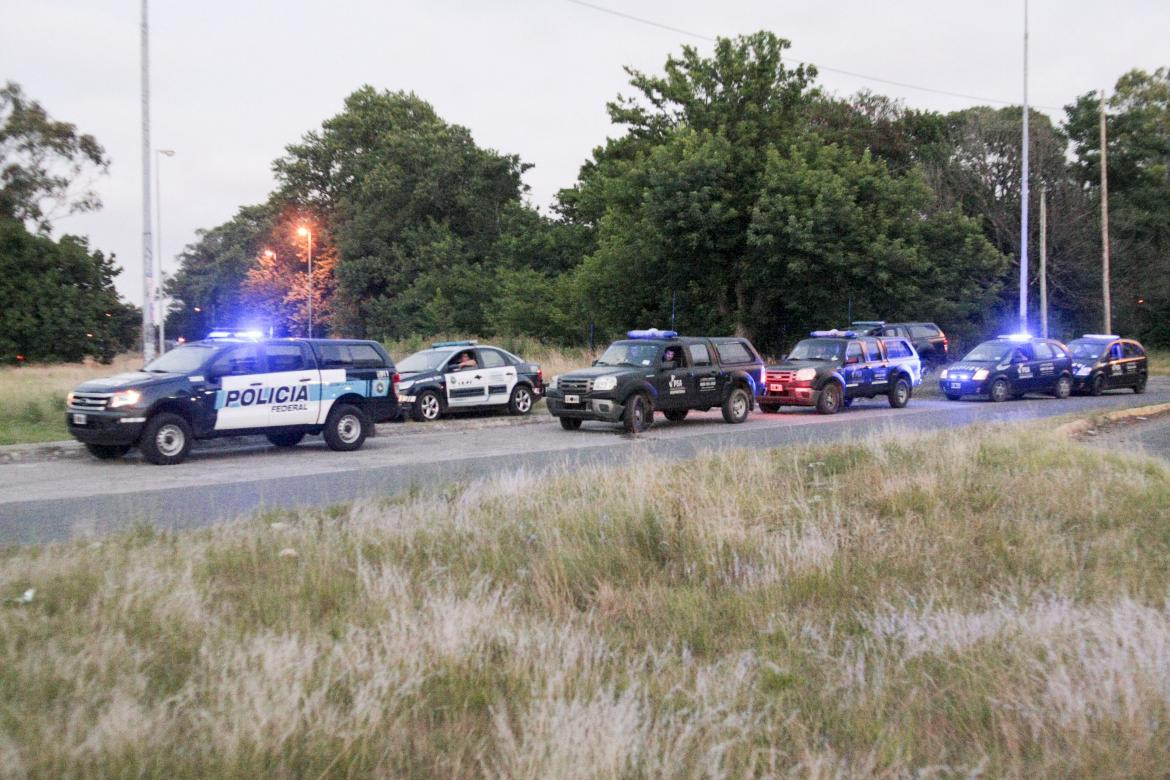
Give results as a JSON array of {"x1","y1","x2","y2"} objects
[
  {"x1": 545, "y1": 329, "x2": 765, "y2": 432},
  {"x1": 66, "y1": 335, "x2": 398, "y2": 464}
]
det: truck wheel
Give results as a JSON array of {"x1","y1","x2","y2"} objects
[
  {"x1": 324, "y1": 404, "x2": 370, "y2": 451},
  {"x1": 888, "y1": 376, "x2": 911, "y2": 408},
  {"x1": 1088, "y1": 373, "x2": 1104, "y2": 396},
  {"x1": 139, "y1": 412, "x2": 193, "y2": 466},
  {"x1": 559, "y1": 417, "x2": 582, "y2": 431},
  {"x1": 664, "y1": 409, "x2": 688, "y2": 422},
  {"x1": 1135, "y1": 375, "x2": 1148, "y2": 394},
  {"x1": 815, "y1": 383, "x2": 842, "y2": 414},
  {"x1": 508, "y1": 384, "x2": 534, "y2": 415},
  {"x1": 989, "y1": 379, "x2": 1010, "y2": 403},
  {"x1": 412, "y1": 390, "x2": 442, "y2": 422},
  {"x1": 721, "y1": 387, "x2": 751, "y2": 424},
  {"x1": 1053, "y1": 375, "x2": 1072, "y2": 399},
  {"x1": 623, "y1": 393, "x2": 651, "y2": 433},
  {"x1": 266, "y1": 431, "x2": 305, "y2": 447},
  {"x1": 85, "y1": 443, "x2": 131, "y2": 460}
]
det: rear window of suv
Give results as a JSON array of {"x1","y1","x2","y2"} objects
[
  {"x1": 884, "y1": 339, "x2": 913, "y2": 359},
  {"x1": 714, "y1": 341, "x2": 753, "y2": 364},
  {"x1": 909, "y1": 324, "x2": 940, "y2": 339},
  {"x1": 317, "y1": 343, "x2": 386, "y2": 369}
]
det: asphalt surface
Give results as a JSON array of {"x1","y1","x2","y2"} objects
[
  {"x1": 2, "y1": 378, "x2": 1167, "y2": 545},
  {"x1": 1092, "y1": 409, "x2": 1170, "y2": 462}
]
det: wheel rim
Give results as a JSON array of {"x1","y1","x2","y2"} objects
[
  {"x1": 1059, "y1": 378, "x2": 1070, "y2": 397},
  {"x1": 732, "y1": 391, "x2": 747, "y2": 418},
  {"x1": 515, "y1": 388, "x2": 532, "y2": 412},
  {"x1": 337, "y1": 414, "x2": 362, "y2": 444},
  {"x1": 420, "y1": 394, "x2": 440, "y2": 420},
  {"x1": 827, "y1": 387, "x2": 840, "y2": 411},
  {"x1": 992, "y1": 382, "x2": 1007, "y2": 402},
  {"x1": 896, "y1": 381, "x2": 909, "y2": 404},
  {"x1": 1093, "y1": 376, "x2": 1103, "y2": 394},
  {"x1": 634, "y1": 400, "x2": 644, "y2": 427},
  {"x1": 155, "y1": 424, "x2": 185, "y2": 457}
]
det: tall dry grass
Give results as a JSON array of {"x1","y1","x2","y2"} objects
[{"x1": 3, "y1": 423, "x2": 1170, "y2": 775}]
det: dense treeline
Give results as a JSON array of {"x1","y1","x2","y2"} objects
[{"x1": 163, "y1": 33, "x2": 1170, "y2": 352}]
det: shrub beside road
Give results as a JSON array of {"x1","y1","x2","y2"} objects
[{"x1": 3, "y1": 423, "x2": 1170, "y2": 775}]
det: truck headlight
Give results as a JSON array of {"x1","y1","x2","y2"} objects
[
  {"x1": 939, "y1": 368, "x2": 949, "y2": 379},
  {"x1": 593, "y1": 375, "x2": 618, "y2": 392},
  {"x1": 108, "y1": 389, "x2": 142, "y2": 409},
  {"x1": 794, "y1": 368, "x2": 816, "y2": 381},
  {"x1": 972, "y1": 369, "x2": 989, "y2": 381},
  {"x1": 66, "y1": 391, "x2": 76, "y2": 406},
  {"x1": 548, "y1": 375, "x2": 559, "y2": 390}
]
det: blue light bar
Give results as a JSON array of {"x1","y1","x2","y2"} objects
[
  {"x1": 431, "y1": 340, "x2": 477, "y2": 348},
  {"x1": 206, "y1": 329, "x2": 264, "y2": 340},
  {"x1": 996, "y1": 333, "x2": 1033, "y2": 342},
  {"x1": 810, "y1": 330, "x2": 857, "y2": 338},
  {"x1": 1080, "y1": 334, "x2": 1120, "y2": 340},
  {"x1": 627, "y1": 329, "x2": 677, "y2": 339}
]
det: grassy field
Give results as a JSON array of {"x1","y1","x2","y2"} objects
[{"x1": 3, "y1": 423, "x2": 1170, "y2": 776}]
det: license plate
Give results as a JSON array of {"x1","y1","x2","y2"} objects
[
  {"x1": 564, "y1": 394, "x2": 580, "y2": 404},
  {"x1": 950, "y1": 382, "x2": 961, "y2": 389},
  {"x1": 72, "y1": 413, "x2": 87, "y2": 425},
  {"x1": 769, "y1": 383, "x2": 783, "y2": 392}
]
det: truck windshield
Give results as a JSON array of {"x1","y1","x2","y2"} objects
[
  {"x1": 596, "y1": 342, "x2": 661, "y2": 367},
  {"x1": 788, "y1": 339, "x2": 844, "y2": 362},
  {"x1": 1068, "y1": 341, "x2": 1105, "y2": 360},
  {"x1": 397, "y1": 350, "x2": 453, "y2": 373},
  {"x1": 963, "y1": 342, "x2": 1012, "y2": 362},
  {"x1": 143, "y1": 344, "x2": 217, "y2": 374}
]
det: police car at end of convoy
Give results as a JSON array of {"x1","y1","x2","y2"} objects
[
  {"x1": 1067, "y1": 334, "x2": 1149, "y2": 395},
  {"x1": 939, "y1": 334, "x2": 1073, "y2": 402},
  {"x1": 66, "y1": 333, "x2": 398, "y2": 465},
  {"x1": 545, "y1": 329, "x2": 765, "y2": 433},
  {"x1": 760, "y1": 330, "x2": 922, "y2": 415},
  {"x1": 394, "y1": 341, "x2": 543, "y2": 422}
]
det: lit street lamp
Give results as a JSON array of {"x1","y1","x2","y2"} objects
[
  {"x1": 155, "y1": 148, "x2": 175, "y2": 352},
  {"x1": 296, "y1": 226, "x2": 312, "y2": 337}
]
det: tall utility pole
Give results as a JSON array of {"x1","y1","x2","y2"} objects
[
  {"x1": 1099, "y1": 89, "x2": 1112, "y2": 334},
  {"x1": 140, "y1": 0, "x2": 155, "y2": 362},
  {"x1": 1039, "y1": 184, "x2": 1048, "y2": 338},
  {"x1": 155, "y1": 148, "x2": 175, "y2": 353},
  {"x1": 1018, "y1": 0, "x2": 1030, "y2": 333}
]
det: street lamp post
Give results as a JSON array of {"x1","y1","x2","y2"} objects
[
  {"x1": 155, "y1": 148, "x2": 175, "y2": 353},
  {"x1": 297, "y1": 226, "x2": 312, "y2": 337}
]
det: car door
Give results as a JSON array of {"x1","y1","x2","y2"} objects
[
  {"x1": 263, "y1": 341, "x2": 320, "y2": 427},
  {"x1": 654, "y1": 342, "x2": 693, "y2": 409},
  {"x1": 1104, "y1": 341, "x2": 1127, "y2": 387},
  {"x1": 1032, "y1": 341, "x2": 1059, "y2": 392},
  {"x1": 206, "y1": 343, "x2": 268, "y2": 431},
  {"x1": 1010, "y1": 344, "x2": 1038, "y2": 392},
  {"x1": 688, "y1": 342, "x2": 721, "y2": 407},
  {"x1": 842, "y1": 341, "x2": 867, "y2": 398},
  {"x1": 443, "y1": 350, "x2": 488, "y2": 407},
  {"x1": 863, "y1": 339, "x2": 889, "y2": 394},
  {"x1": 477, "y1": 348, "x2": 518, "y2": 405},
  {"x1": 1123, "y1": 342, "x2": 1146, "y2": 387}
]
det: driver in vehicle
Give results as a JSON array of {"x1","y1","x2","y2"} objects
[
  {"x1": 454, "y1": 351, "x2": 476, "y2": 370},
  {"x1": 662, "y1": 347, "x2": 680, "y2": 367}
]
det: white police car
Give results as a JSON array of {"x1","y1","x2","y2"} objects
[{"x1": 395, "y1": 341, "x2": 544, "y2": 421}]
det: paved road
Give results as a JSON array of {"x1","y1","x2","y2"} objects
[
  {"x1": 1092, "y1": 409, "x2": 1170, "y2": 462},
  {"x1": 2, "y1": 379, "x2": 1167, "y2": 545}
]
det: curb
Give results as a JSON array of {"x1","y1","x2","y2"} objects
[
  {"x1": 1054, "y1": 401, "x2": 1170, "y2": 438},
  {"x1": 0, "y1": 440, "x2": 85, "y2": 464}
]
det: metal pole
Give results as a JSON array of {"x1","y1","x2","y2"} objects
[
  {"x1": 140, "y1": 0, "x2": 155, "y2": 362},
  {"x1": 1018, "y1": 0, "x2": 1030, "y2": 333},
  {"x1": 154, "y1": 149, "x2": 174, "y2": 353},
  {"x1": 306, "y1": 229, "x2": 313, "y2": 337},
  {"x1": 1099, "y1": 90, "x2": 1112, "y2": 334},
  {"x1": 1039, "y1": 184, "x2": 1048, "y2": 338}
]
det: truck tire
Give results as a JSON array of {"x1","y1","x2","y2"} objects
[
  {"x1": 559, "y1": 417, "x2": 582, "y2": 431},
  {"x1": 721, "y1": 386, "x2": 751, "y2": 424},
  {"x1": 623, "y1": 393, "x2": 651, "y2": 433},
  {"x1": 815, "y1": 382, "x2": 842, "y2": 415},
  {"x1": 1089, "y1": 373, "x2": 1105, "y2": 396},
  {"x1": 887, "y1": 376, "x2": 911, "y2": 408},
  {"x1": 324, "y1": 403, "x2": 370, "y2": 451},
  {"x1": 266, "y1": 431, "x2": 305, "y2": 447},
  {"x1": 1053, "y1": 375, "x2": 1072, "y2": 399},
  {"x1": 140, "y1": 412, "x2": 193, "y2": 466},
  {"x1": 508, "y1": 384, "x2": 534, "y2": 415},
  {"x1": 85, "y1": 443, "x2": 131, "y2": 460},
  {"x1": 664, "y1": 409, "x2": 688, "y2": 422},
  {"x1": 412, "y1": 390, "x2": 442, "y2": 422}
]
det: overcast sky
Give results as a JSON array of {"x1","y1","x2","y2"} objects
[{"x1": 3, "y1": 0, "x2": 1168, "y2": 305}]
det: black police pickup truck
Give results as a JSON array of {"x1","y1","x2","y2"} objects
[
  {"x1": 66, "y1": 335, "x2": 398, "y2": 464},
  {"x1": 760, "y1": 330, "x2": 922, "y2": 414},
  {"x1": 545, "y1": 329, "x2": 765, "y2": 433},
  {"x1": 1067, "y1": 334, "x2": 1149, "y2": 395},
  {"x1": 940, "y1": 335, "x2": 1072, "y2": 402}
]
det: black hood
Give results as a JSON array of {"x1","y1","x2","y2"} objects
[
  {"x1": 74, "y1": 371, "x2": 186, "y2": 393},
  {"x1": 562, "y1": 365, "x2": 651, "y2": 379},
  {"x1": 767, "y1": 358, "x2": 838, "y2": 372}
]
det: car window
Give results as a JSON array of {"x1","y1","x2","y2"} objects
[
  {"x1": 884, "y1": 339, "x2": 910, "y2": 359},
  {"x1": 845, "y1": 342, "x2": 863, "y2": 364},
  {"x1": 1109, "y1": 343, "x2": 1124, "y2": 360},
  {"x1": 688, "y1": 343, "x2": 712, "y2": 367},
  {"x1": 447, "y1": 350, "x2": 479, "y2": 371},
  {"x1": 1050, "y1": 342, "x2": 1070, "y2": 359},
  {"x1": 1033, "y1": 342, "x2": 1054, "y2": 360},
  {"x1": 910, "y1": 324, "x2": 938, "y2": 339},
  {"x1": 1124, "y1": 342, "x2": 1144, "y2": 358},
  {"x1": 318, "y1": 343, "x2": 386, "y2": 369},
  {"x1": 662, "y1": 344, "x2": 688, "y2": 367},
  {"x1": 714, "y1": 341, "x2": 751, "y2": 364},
  {"x1": 209, "y1": 345, "x2": 262, "y2": 376},
  {"x1": 1013, "y1": 345, "x2": 1034, "y2": 362},
  {"x1": 266, "y1": 344, "x2": 308, "y2": 372},
  {"x1": 479, "y1": 349, "x2": 506, "y2": 369},
  {"x1": 863, "y1": 339, "x2": 884, "y2": 362}
]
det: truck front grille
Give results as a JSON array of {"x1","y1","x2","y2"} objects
[
  {"x1": 69, "y1": 392, "x2": 111, "y2": 411},
  {"x1": 559, "y1": 377, "x2": 593, "y2": 394},
  {"x1": 766, "y1": 370, "x2": 796, "y2": 384}
]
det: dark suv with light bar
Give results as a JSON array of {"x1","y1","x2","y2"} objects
[
  {"x1": 852, "y1": 321, "x2": 949, "y2": 368},
  {"x1": 66, "y1": 335, "x2": 398, "y2": 464},
  {"x1": 761, "y1": 330, "x2": 922, "y2": 414},
  {"x1": 545, "y1": 329, "x2": 764, "y2": 433}
]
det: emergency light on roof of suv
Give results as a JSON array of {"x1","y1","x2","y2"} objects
[
  {"x1": 431, "y1": 340, "x2": 477, "y2": 348},
  {"x1": 996, "y1": 333, "x2": 1033, "y2": 342},
  {"x1": 1081, "y1": 334, "x2": 1119, "y2": 340},
  {"x1": 850, "y1": 321, "x2": 885, "y2": 328},
  {"x1": 627, "y1": 329, "x2": 678, "y2": 339},
  {"x1": 810, "y1": 330, "x2": 856, "y2": 338},
  {"x1": 207, "y1": 329, "x2": 263, "y2": 340}
]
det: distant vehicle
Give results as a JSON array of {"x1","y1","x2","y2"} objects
[
  {"x1": 761, "y1": 330, "x2": 921, "y2": 415},
  {"x1": 395, "y1": 341, "x2": 543, "y2": 421},
  {"x1": 852, "y1": 321, "x2": 949, "y2": 367},
  {"x1": 940, "y1": 335, "x2": 1073, "y2": 402},
  {"x1": 67, "y1": 336, "x2": 398, "y2": 465},
  {"x1": 545, "y1": 329, "x2": 764, "y2": 432},
  {"x1": 1067, "y1": 334, "x2": 1149, "y2": 395}
]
